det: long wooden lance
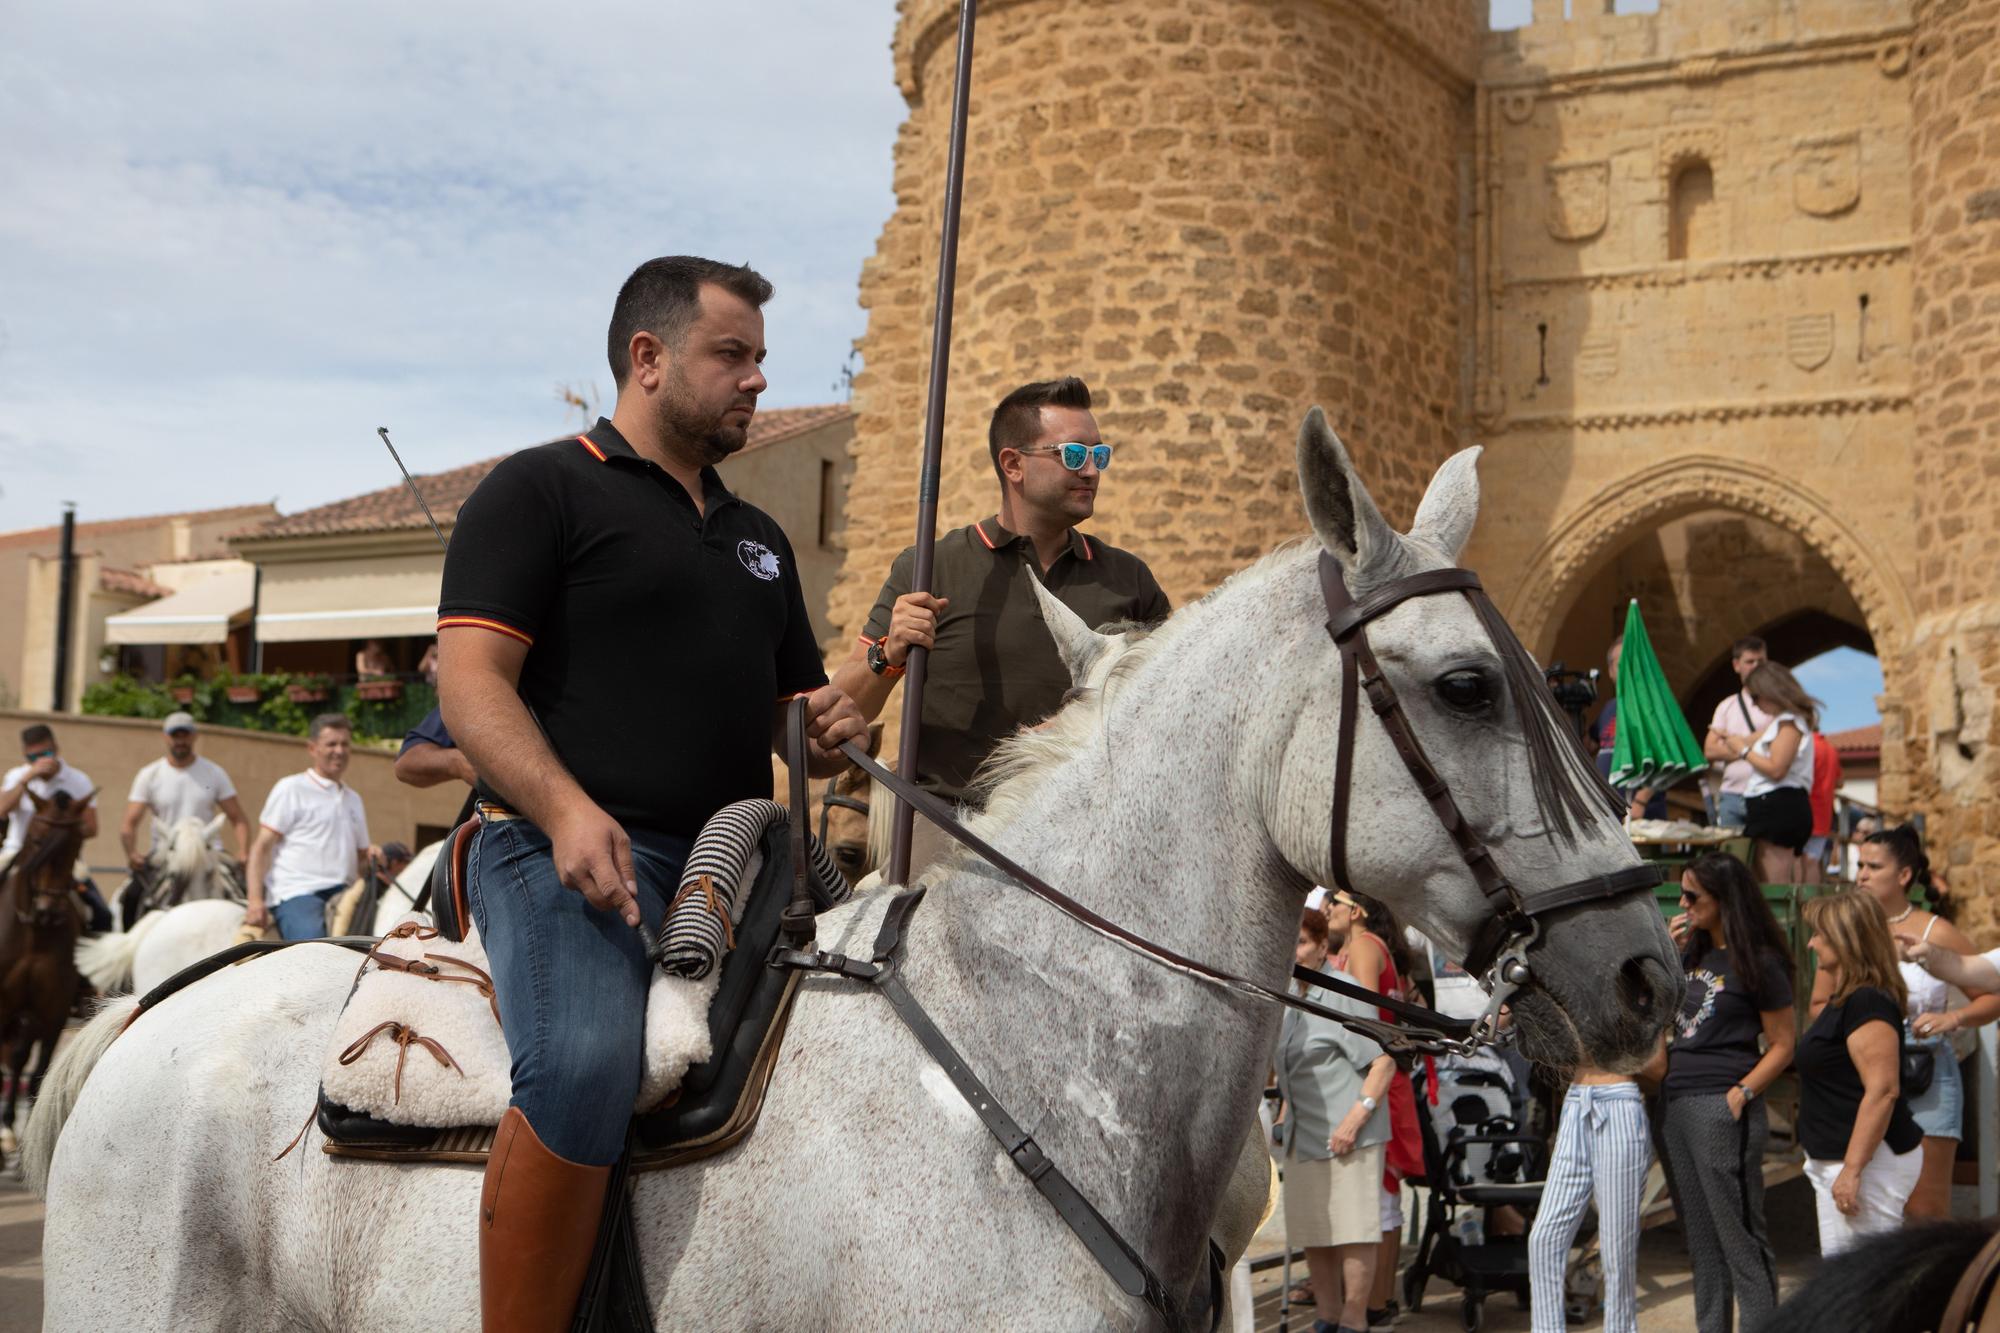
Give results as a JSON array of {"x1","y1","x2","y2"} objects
[{"x1": 886, "y1": 0, "x2": 979, "y2": 886}]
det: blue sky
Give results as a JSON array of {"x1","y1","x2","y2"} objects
[
  {"x1": 0, "y1": 2, "x2": 906, "y2": 529},
  {"x1": 1794, "y1": 646, "x2": 1883, "y2": 733}
]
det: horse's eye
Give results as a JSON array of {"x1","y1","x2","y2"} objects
[
  {"x1": 834, "y1": 846, "x2": 863, "y2": 869},
  {"x1": 1435, "y1": 670, "x2": 1493, "y2": 714}
]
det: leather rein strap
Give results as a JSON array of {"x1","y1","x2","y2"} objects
[
  {"x1": 830, "y1": 738, "x2": 1476, "y2": 1056},
  {"x1": 781, "y1": 696, "x2": 815, "y2": 944},
  {"x1": 1318, "y1": 553, "x2": 1658, "y2": 977}
]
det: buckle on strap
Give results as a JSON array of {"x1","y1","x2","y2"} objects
[{"x1": 767, "y1": 946, "x2": 881, "y2": 982}]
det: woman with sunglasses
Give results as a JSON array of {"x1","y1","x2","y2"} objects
[
  {"x1": 1656, "y1": 853, "x2": 1795, "y2": 1333},
  {"x1": 1277, "y1": 907, "x2": 1397, "y2": 1333},
  {"x1": 1797, "y1": 891, "x2": 1922, "y2": 1254},
  {"x1": 1846, "y1": 823, "x2": 2000, "y2": 1219}
]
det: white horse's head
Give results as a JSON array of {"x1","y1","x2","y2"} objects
[
  {"x1": 158, "y1": 814, "x2": 228, "y2": 885},
  {"x1": 1269, "y1": 409, "x2": 1677, "y2": 1069}
]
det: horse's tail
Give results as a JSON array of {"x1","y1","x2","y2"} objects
[
  {"x1": 20, "y1": 995, "x2": 138, "y2": 1197},
  {"x1": 74, "y1": 910, "x2": 163, "y2": 993}
]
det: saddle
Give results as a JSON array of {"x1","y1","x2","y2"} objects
[{"x1": 315, "y1": 816, "x2": 810, "y2": 1168}]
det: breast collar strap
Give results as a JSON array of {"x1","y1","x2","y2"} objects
[{"x1": 1317, "y1": 551, "x2": 1659, "y2": 1004}]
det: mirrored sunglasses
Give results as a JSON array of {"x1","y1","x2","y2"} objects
[{"x1": 1022, "y1": 441, "x2": 1112, "y2": 471}]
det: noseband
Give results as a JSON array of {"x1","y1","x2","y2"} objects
[{"x1": 1317, "y1": 552, "x2": 1660, "y2": 1010}]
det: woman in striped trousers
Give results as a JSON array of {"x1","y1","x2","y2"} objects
[{"x1": 1527, "y1": 1068, "x2": 1651, "y2": 1333}]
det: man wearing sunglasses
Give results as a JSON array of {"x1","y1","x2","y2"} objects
[
  {"x1": 835, "y1": 375, "x2": 1169, "y2": 873},
  {"x1": 0, "y1": 723, "x2": 108, "y2": 930}
]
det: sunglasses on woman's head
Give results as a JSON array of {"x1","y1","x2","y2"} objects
[{"x1": 1020, "y1": 442, "x2": 1112, "y2": 471}]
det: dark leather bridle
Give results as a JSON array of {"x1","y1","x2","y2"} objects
[
  {"x1": 7, "y1": 797, "x2": 95, "y2": 927},
  {"x1": 1317, "y1": 551, "x2": 1661, "y2": 999}
]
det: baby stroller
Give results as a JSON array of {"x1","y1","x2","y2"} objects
[{"x1": 1401, "y1": 1058, "x2": 1551, "y2": 1332}]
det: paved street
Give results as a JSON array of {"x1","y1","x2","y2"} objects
[{"x1": 0, "y1": 1168, "x2": 41, "y2": 1333}]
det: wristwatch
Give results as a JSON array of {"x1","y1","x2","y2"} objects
[
  {"x1": 1734, "y1": 1082, "x2": 1757, "y2": 1101},
  {"x1": 865, "y1": 638, "x2": 905, "y2": 678}
]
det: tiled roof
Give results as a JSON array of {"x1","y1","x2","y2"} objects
[
  {"x1": 99, "y1": 566, "x2": 171, "y2": 600},
  {"x1": 240, "y1": 405, "x2": 853, "y2": 541},
  {"x1": 0, "y1": 503, "x2": 276, "y2": 552},
  {"x1": 1825, "y1": 723, "x2": 1882, "y2": 754}
]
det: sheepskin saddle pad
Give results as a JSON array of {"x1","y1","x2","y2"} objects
[{"x1": 315, "y1": 800, "x2": 848, "y2": 1161}]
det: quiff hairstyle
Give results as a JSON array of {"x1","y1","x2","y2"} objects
[
  {"x1": 1803, "y1": 891, "x2": 1907, "y2": 1010},
  {"x1": 1731, "y1": 634, "x2": 1768, "y2": 659},
  {"x1": 988, "y1": 376, "x2": 1093, "y2": 481},
  {"x1": 606, "y1": 256, "x2": 774, "y2": 390},
  {"x1": 307, "y1": 713, "x2": 353, "y2": 742},
  {"x1": 19, "y1": 724, "x2": 54, "y2": 749}
]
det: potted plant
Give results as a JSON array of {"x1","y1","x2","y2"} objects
[
  {"x1": 169, "y1": 673, "x2": 199, "y2": 704},
  {"x1": 284, "y1": 674, "x2": 332, "y2": 704},
  {"x1": 355, "y1": 677, "x2": 403, "y2": 702},
  {"x1": 225, "y1": 679, "x2": 263, "y2": 704}
]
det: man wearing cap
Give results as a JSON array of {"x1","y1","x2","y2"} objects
[
  {"x1": 120, "y1": 713, "x2": 251, "y2": 900},
  {"x1": 0, "y1": 723, "x2": 110, "y2": 930},
  {"x1": 245, "y1": 712, "x2": 379, "y2": 941},
  {"x1": 831, "y1": 375, "x2": 1170, "y2": 873}
]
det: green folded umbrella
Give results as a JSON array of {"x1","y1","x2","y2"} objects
[{"x1": 1609, "y1": 599, "x2": 1707, "y2": 793}]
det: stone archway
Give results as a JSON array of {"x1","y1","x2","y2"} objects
[{"x1": 1503, "y1": 455, "x2": 1914, "y2": 665}]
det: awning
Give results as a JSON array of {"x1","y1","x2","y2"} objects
[
  {"x1": 254, "y1": 553, "x2": 441, "y2": 643},
  {"x1": 104, "y1": 566, "x2": 256, "y2": 646}
]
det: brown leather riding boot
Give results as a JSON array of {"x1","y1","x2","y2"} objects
[{"x1": 480, "y1": 1107, "x2": 610, "y2": 1333}]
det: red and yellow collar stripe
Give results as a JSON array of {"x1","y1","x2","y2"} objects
[{"x1": 577, "y1": 433, "x2": 609, "y2": 462}]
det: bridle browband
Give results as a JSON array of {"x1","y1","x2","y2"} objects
[{"x1": 1317, "y1": 551, "x2": 1660, "y2": 1008}]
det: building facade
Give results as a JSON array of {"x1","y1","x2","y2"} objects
[{"x1": 836, "y1": 0, "x2": 2000, "y2": 933}]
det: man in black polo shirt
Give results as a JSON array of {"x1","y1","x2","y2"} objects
[
  {"x1": 436, "y1": 255, "x2": 863, "y2": 1332},
  {"x1": 832, "y1": 376, "x2": 1169, "y2": 872}
]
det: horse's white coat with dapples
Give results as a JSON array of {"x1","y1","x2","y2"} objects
[{"x1": 25, "y1": 414, "x2": 1677, "y2": 1330}]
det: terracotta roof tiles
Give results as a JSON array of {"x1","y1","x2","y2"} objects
[
  {"x1": 240, "y1": 405, "x2": 852, "y2": 541},
  {"x1": 99, "y1": 566, "x2": 171, "y2": 600}
]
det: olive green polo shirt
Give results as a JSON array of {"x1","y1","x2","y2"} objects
[{"x1": 861, "y1": 516, "x2": 1170, "y2": 803}]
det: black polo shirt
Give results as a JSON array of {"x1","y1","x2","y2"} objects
[
  {"x1": 861, "y1": 516, "x2": 1169, "y2": 802},
  {"x1": 439, "y1": 418, "x2": 826, "y2": 837}
]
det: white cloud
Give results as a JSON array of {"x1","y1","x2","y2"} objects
[{"x1": 0, "y1": 0, "x2": 905, "y2": 522}]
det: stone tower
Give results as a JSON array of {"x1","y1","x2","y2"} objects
[
  {"x1": 825, "y1": 0, "x2": 1487, "y2": 641},
  {"x1": 1904, "y1": 0, "x2": 2000, "y2": 933}
]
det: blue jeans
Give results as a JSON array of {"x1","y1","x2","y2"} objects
[
  {"x1": 466, "y1": 817, "x2": 688, "y2": 1166},
  {"x1": 1716, "y1": 791, "x2": 1747, "y2": 830},
  {"x1": 272, "y1": 885, "x2": 344, "y2": 940}
]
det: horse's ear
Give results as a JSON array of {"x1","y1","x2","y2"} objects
[
  {"x1": 1029, "y1": 574, "x2": 1113, "y2": 685},
  {"x1": 1297, "y1": 407, "x2": 1397, "y2": 577},
  {"x1": 205, "y1": 812, "x2": 229, "y2": 842},
  {"x1": 1408, "y1": 446, "x2": 1483, "y2": 564}
]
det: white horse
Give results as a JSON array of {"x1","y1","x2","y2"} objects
[
  {"x1": 76, "y1": 815, "x2": 238, "y2": 993},
  {"x1": 25, "y1": 417, "x2": 1678, "y2": 1330}
]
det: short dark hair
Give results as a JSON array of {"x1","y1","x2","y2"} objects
[
  {"x1": 308, "y1": 713, "x2": 353, "y2": 742},
  {"x1": 606, "y1": 256, "x2": 774, "y2": 389},
  {"x1": 19, "y1": 724, "x2": 53, "y2": 749},
  {"x1": 1731, "y1": 635, "x2": 1768, "y2": 659},
  {"x1": 988, "y1": 377, "x2": 1093, "y2": 481}
]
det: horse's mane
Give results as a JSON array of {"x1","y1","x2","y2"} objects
[
  {"x1": 969, "y1": 542, "x2": 1302, "y2": 836},
  {"x1": 1766, "y1": 1218, "x2": 1998, "y2": 1333},
  {"x1": 161, "y1": 819, "x2": 212, "y2": 882}
]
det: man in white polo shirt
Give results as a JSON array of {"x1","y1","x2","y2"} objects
[
  {"x1": 120, "y1": 712, "x2": 251, "y2": 872},
  {"x1": 246, "y1": 712, "x2": 378, "y2": 940}
]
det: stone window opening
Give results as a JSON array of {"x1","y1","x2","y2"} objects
[
  {"x1": 1668, "y1": 158, "x2": 1716, "y2": 261},
  {"x1": 1858, "y1": 293, "x2": 1870, "y2": 362},
  {"x1": 1537, "y1": 322, "x2": 1551, "y2": 386}
]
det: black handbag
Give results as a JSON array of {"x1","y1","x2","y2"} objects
[{"x1": 1901, "y1": 1042, "x2": 1937, "y2": 1098}]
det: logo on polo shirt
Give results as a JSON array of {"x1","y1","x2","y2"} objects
[{"x1": 737, "y1": 539, "x2": 781, "y2": 582}]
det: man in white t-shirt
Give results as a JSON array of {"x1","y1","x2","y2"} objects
[
  {"x1": 246, "y1": 713, "x2": 378, "y2": 940},
  {"x1": 120, "y1": 712, "x2": 251, "y2": 874},
  {"x1": 1701, "y1": 635, "x2": 1772, "y2": 829},
  {"x1": 0, "y1": 722, "x2": 106, "y2": 928}
]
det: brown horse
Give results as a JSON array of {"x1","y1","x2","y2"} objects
[{"x1": 0, "y1": 787, "x2": 93, "y2": 1141}]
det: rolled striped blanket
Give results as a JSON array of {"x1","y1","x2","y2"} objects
[{"x1": 653, "y1": 799, "x2": 847, "y2": 979}]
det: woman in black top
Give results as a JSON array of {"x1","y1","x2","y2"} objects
[
  {"x1": 1656, "y1": 853, "x2": 1796, "y2": 1333},
  {"x1": 1798, "y1": 891, "x2": 1923, "y2": 1255}
]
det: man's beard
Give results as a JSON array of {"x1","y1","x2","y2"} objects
[{"x1": 659, "y1": 378, "x2": 751, "y2": 466}]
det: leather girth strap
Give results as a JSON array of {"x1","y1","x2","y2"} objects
[
  {"x1": 777, "y1": 888, "x2": 1221, "y2": 1333},
  {"x1": 1943, "y1": 1227, "x2": 2000, "y2": 1333}
]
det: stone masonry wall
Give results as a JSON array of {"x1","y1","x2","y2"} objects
[
  {"x1": 1905, "y1": 0, "x2": 2000, "y2": 938},
  {"x1": 826, "y1": 0, "x2": 1486, "y2": 647}
]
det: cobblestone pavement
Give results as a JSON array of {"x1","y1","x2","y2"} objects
[{"x1": 0, "y1": 1167, "x2": 42, "y2": 1333}]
